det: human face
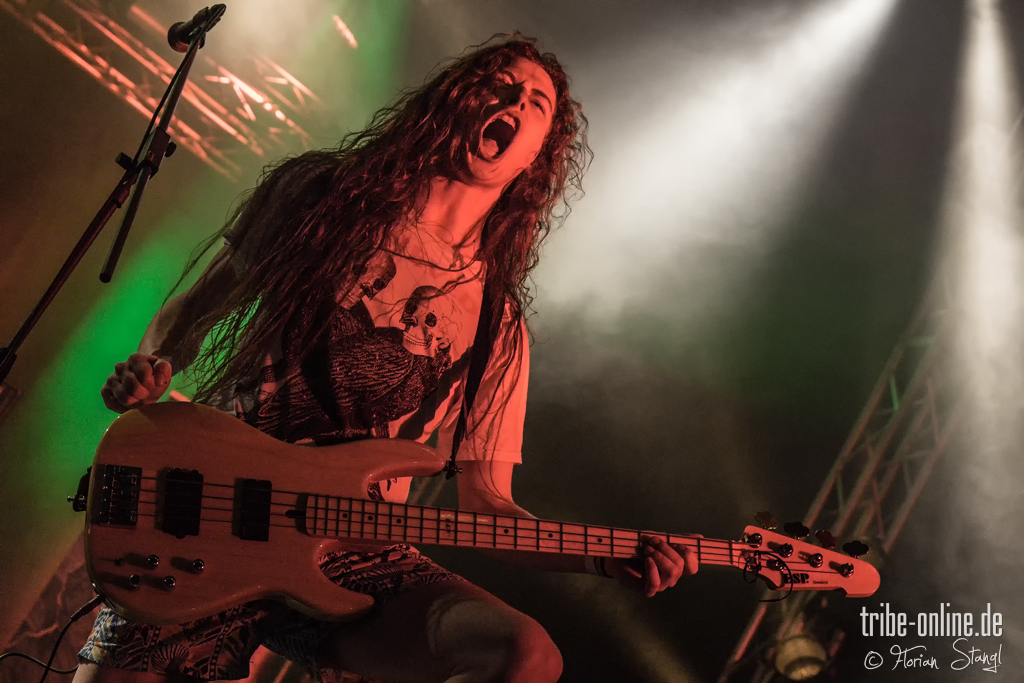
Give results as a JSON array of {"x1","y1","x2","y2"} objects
[{"x1": 465, "y1": 58, "x2": 557, "y2": 189}]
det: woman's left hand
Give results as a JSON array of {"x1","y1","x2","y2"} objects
[{"x1": 605, "y1": 536, "x2": 699, "y2": 597}]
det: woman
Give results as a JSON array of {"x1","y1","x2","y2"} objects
[{"x1": 78, "y1": 36, "x2": 695, "y2": 683}]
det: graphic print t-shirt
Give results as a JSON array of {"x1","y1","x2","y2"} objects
[{"x1": 225, "y1": 226, "x2": 528, "y2": 503}]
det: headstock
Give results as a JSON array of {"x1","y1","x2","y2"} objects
[{"x1": 738, "y1": 525, "x2": 880, "y2": 597}]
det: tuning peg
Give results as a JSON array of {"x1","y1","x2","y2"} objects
[
  {"x1": 754, "y1": 511, "x2": 779, "y2": 530},
  {"x1": 815, "y1": 529, "x2": 837, "y2": 549},
  {"x1": 783, "y1": 521, "x2": 810, "y2": 538},
  {"x1": 842, "y1": 540, "x2": 869, "y2": 558}
]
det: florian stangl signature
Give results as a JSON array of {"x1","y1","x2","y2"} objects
[{"x1": 864, "y1": 641, "x2": 1002, "y2": 673}]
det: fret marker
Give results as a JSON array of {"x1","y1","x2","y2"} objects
[
  {"x1": 503, "y1": 529, "x2": 510, "y2": 534},
  {"x1": 342, "y1": 513, "x2": 349, "y2": 519},
  {"x1": 368, "y1": 515, "x2": 374, "y2": 521},
  {"x1": 395, "y1": 519, "x2": 403, "y2": 525},
  {"x1": 547, "y1": 533, "x2": 553, "y2": 538}
]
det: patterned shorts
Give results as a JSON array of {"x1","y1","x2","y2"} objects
[{"x1": 78, "y1": 544, "x2": 463, "y2": 681}]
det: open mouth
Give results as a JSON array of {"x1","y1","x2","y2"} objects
[{"x1": 479, "y1": 114, "x2": 517, "y2": 160}]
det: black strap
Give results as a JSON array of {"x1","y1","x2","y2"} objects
[{"x1": 445, "y1": 278, "x2": 500, "y2": 478}]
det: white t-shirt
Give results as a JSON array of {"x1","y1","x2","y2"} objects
[{"x1": 226, "y1": 225, "x2": 529, "y2": 502}]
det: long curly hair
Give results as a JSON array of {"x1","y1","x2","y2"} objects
[{"x1": 175, "y1": 35, "x2": 590, "y2": 405}]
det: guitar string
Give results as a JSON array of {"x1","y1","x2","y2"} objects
[
  {"x1": 133, "y1": 497, "x2": 840, "y2": 565},
  {"x1": 129, "y1": 486, "x2": 808, "y2": 552},
  {"x1": 120, "y1": 476, "x2": 854, "y2": 569},
  {"x1": 119, "y1": 515, "x2": 847, "y2": 581},
  {"x1": 122, "y1": 508, "x2": 842, "y2": 576},
  {"x1": 123, "y1": 479, "x2": 822, "y2": 562},
  {"x1": 125, "y1": 502, "x2": 843, "y2": 570},
  {"x1": 125, "y1": 479, "x2": 844, "y2": 557},
  {"x1": 108, "y1": 478, "x2": 849, "y2": 573}
]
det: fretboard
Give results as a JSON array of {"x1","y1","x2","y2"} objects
[{"x1": 304, "y1": 495, "x2": 742, "y2": 569}]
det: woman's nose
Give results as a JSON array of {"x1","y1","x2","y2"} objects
[{"x1": 502, "y1": 82, "x2": 526, "y2": 107}]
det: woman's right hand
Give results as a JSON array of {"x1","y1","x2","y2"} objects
[{"x1": 101, "y1": 353, "x2": 173, "y2": 413}]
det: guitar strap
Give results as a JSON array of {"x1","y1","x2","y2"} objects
[{"x1": 445, "y1": 277, "x2": 500, "y2": 478}]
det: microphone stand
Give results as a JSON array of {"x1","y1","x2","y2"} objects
[{"x1": 0, "y1": 8, "x2": 225, "y2": 386}]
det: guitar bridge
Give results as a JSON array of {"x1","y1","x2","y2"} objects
[{"x1": 96, "y1": 465, "x2": 142, "y2": 526}]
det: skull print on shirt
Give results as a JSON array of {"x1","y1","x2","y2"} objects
[{"x1": 244, "y1": 233, "x2": 476, "y2": 450}]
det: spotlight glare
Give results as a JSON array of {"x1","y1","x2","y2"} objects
[
  {"x1": 540, "y1": 0, "x2": 901, "y2": 314},
  {"x1": 774, "y1": 634, "x2": 828, "y2": 681},
  {"x1": 939, "y1": 0, "x2": 1024, "y2": 436}
]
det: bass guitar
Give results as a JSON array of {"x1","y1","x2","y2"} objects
[{"x1": 79, "y1": 403, "x2": 879, "y2": 625}]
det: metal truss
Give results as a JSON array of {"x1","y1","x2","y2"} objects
[
  {"x1": 1, "y1": 0, "x2": 323, "y2": 180},
  {"x1": 717, "y1": 283, "x2": 962, "y2": 683}
]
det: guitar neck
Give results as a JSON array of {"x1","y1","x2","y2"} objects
[{"x1": 304, "y1": 494, "x2": 742, "y2": 569}]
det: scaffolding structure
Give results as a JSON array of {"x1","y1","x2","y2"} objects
[
  {"x1": 717, "y1": 285, "x2": 962, "y2": 683},
  {"x1": 1, "y1": 0, "x2": 323, "y2": 180}
]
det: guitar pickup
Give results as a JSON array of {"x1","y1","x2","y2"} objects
[
  {"x1": 237, "y1": 479, "x2": 272, "y2": 541},
  {"x1": 161, "y1": 469, "x2": 203, "y2": 538}
]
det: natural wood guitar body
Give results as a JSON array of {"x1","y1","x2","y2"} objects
[{"x1": 86, "y1": 402, "x2": 447, "y2": 625}]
